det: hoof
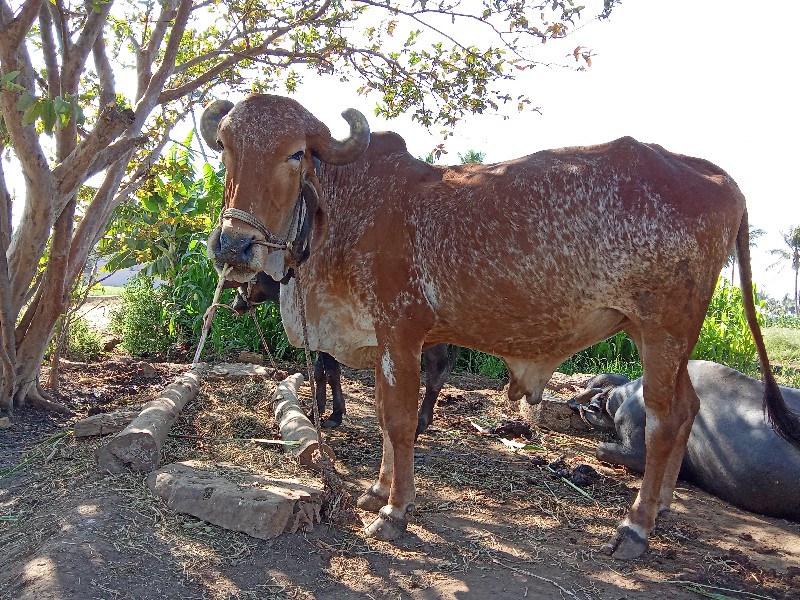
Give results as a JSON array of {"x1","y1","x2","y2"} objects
[
  {"x1": 600, "y1": 526, "x2": 649, "y2": 560},
  {"x1": 356, "y1": 488, "x2": 387, "y2": 513},
  {"x1": 364, "y1": 506, "x2": 409, "y2": 541},
  {"x1": 322, "y1": 417, "x2": 342, "y2": 428}
]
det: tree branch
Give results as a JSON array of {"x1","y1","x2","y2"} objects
[
  {"x1": 159, "y1": 0, "x2": 333, "y2": 104},
  {"x1": 69, "y1": 120, "x2": 172, "y2": 284},
  {"x1": 0, "y1": 214, "x2": 16, "y2": 412},
  {"x1": 0, "y1": 150, "x2": 10, "y2": 252},
  {"x1": 66, "y1": 152, "x2": 132, "y2": 284},
  {"x1": 61, "y1": 0, "x2": 115, "y2": 93},
  {"x1": 0, "y1": 0, "x2": 42, "y2": 48},
  {"x1": 92, "y1": 29, "x2": 116, "y2": 107},
  {"x1": 49, "y1": 0, "x2": 69, "y2": 62},
  {"x1": 53, "y1": 103, "x2": 136, "y2": 199},
  {"x1": 86, "y1": 135, "x2": 149, "y2": 179},
  {"x1": 133, "y1": 0, "x2": 190, "y2": 126},
  {"x1": 135, "y1": 0, "x2": 179, "y2": 102},
  {"x1": 1, "y1": 35, "x2": 59, "y2": 312},
  {"x1": 39, "y1": 4, "x2": 61, "y2": 97}
]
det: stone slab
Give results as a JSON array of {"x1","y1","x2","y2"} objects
[{"x1": 147, "y1": 460, "x2": 324, "y2": 539}]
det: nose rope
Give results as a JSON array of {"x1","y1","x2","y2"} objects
[
  {"x1": 219, "y1": 170, "x2": 310, "y2": 261},
  {"x1": 220, "y1": 207, "x2": 293, "y2": 251}
]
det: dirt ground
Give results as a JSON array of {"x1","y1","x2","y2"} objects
[{"x1": 1, "y1": 353, "x2": 800, "y2": 600}]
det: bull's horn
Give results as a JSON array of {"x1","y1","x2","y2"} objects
[
  {"x1": 200, "y1": 100, "x2": 235, "y2": 151},
  {"x1": 314, "y1": 108, "x2": 370, "y2": 165}
]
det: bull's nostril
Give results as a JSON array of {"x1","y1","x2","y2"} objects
[
  {"x1": 218, "y1": 233, "x2": 255, "y2": 265},
  {"x1": 242, "y1": 237, "x2": 255, "y2": 262}
]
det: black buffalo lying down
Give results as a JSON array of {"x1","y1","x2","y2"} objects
[
  {"x1": 574, "y1": 360, "x2": 800, "y2": 520},
  {"x1": 227, "y1": 273, "x2": 458, "y2": 434}
]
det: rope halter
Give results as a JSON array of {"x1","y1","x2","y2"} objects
[{"x1": 219, "y1": 169, "x2": 320, "y2": 270}]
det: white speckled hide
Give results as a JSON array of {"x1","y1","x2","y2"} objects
[{"x1": 203, "y1": 94, "x2": 784, "y2": 558}]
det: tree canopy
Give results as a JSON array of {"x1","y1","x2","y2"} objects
[
  {"x1": 0, "y1": 0, "x2": 618, "y2": 414},
  {"x1": 769, "y1": 225, "x2": 800, "y2": 315}
]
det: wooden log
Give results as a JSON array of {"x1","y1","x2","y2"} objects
[
  {"x1": 74, "y1": 409, "x2": 140, "y2": 437},
  {"x1": 95, "y1": 371, "x2": 201, "y2": 474},
  {"x1": 273, "y1": 373, "x2": 335, "y2": 470}
]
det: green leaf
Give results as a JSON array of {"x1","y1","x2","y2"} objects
[
  {"x1": 0, "y1": 70, "x2": 24, "y2": 92},
  {"x1": 141, "y1": 194, "x2": 161, "y2": 212},
  {"x1": 40, "y1": 99, "x2": 56, "y2": 133},
  {"x1": 0, "y1": 70, "x2": 19, "y2": 85},
  {"x1": 21, "y1": 101, "x2": 41, "y2": 127},
  {"x1": 53, "y1": 96, "x2": 71, "y2": 115},
  {"x1": 16, "y1": 91, "x2": 36, "y2": 112}
]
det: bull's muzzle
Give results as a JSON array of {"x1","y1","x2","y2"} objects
[{"x1": 213, "y1": 231, "x2": 254, "y2": 266}]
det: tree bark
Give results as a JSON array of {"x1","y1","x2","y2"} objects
[{"x1": 74, "y1": 409, "x2": 140, "y2": 437}]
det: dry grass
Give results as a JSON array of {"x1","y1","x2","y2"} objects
[{"x1": 2, "y1": 362, "x2": 798, "y2": 599}]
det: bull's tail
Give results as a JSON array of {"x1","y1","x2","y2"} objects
[{"x1": 736, "y1": 209, "x2": 800, "y2": 447}]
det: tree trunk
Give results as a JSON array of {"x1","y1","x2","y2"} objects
[{"x1": 10, "y1": 197, "x2": 76, "y2": 413}]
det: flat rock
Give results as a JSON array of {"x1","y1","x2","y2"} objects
[
  {"x1": 196, "y1": 362, "x2": 287, "y2": 381},
  {"x1": 147, "y1": 461, "x2": 323, "y2": 539},
  {"x1": 529, "y1": 394, "x2": 590, "y2": 433},
  {"x1": 237, "y1": 351, "x2": 263, "y2": 365}
]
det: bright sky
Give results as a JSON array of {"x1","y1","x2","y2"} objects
[
  {"x1": 293, "y1": 0, "x2": 800, "y2": 302},
  {"x1": 7, "y1": 0, "x2": 799, "y2": 300}
]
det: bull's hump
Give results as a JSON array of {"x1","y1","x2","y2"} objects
[{"x1": 367, "y1": 131, "x2": 408, "y2": 155}]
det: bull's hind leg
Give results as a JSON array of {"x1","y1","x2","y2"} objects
[
  {"x1": 416, "y1": 343, "x2": 455, "y2": 436},
  {"x1": 655, "y1": 364, "x2": 699, "y2": 515},
  {"x1": 602, "y1": 332, "x2": 694, "y2": 559}
]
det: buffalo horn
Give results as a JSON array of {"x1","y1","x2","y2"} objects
[
  {"x1": 200, "y1": 100, "x2": 235, "y2": 151},
  {"x1": 314, "y1": 108, "x2": 370, "y2": 165}
]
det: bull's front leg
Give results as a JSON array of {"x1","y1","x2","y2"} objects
[{"x1": 358, "y1": 341, "x2": 422, "y2": 541}]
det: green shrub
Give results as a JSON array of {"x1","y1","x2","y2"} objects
[
  {"x1": 64, "y1": 317, "x2": 104, "y2": 361},
  {"x1": 691, "y1": 278, "x2": 763, "y2": 371},
  {"x1": 110, "y1": 276, "x2": 175, "y2": 355},
  {"x1": 764, "y1": 313, "x2": 800, "y2": 329},
  {"x1": 559, "y1": 355, "x2": 643, "y2": 380},
  {"x1": 454, "y1": 351, "x2": 508, "y2": 378},
  {"x1": 157, "y1": 240, "x2": 303, "y2": 362}
]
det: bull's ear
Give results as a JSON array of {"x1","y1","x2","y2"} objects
[
  {"x1": 301, "y1": 175, "x2": 328, "y2": 253},
  {"x1": 311, "y1": 192, "x2": 329, "y2": 253}
]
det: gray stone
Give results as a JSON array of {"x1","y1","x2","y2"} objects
[
  {"x1": 147, "y1": 461, "x2": 324, "y2": 539},
  {"x1": 528, "y1": 393, "x2": 591, "y2": 433}
]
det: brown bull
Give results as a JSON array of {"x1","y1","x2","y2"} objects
[{"x1": 201, "y1": 94, "x2": 800, "y2": 559}]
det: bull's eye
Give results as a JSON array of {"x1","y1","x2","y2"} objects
[
  {"x1": 216, "y1": 139, "x2": 224, "y2": 150},
  {"x1": 288, "y1": 150, "x2": 304, "y2": 161}
]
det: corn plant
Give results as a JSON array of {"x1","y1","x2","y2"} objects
[{"x1": 691, "y1": 277, "x2": 763, "y2": 371}]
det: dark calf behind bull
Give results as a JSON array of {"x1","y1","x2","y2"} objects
[{"x1": 227, "y1": 272, "x2": 457, "y2": 434}]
